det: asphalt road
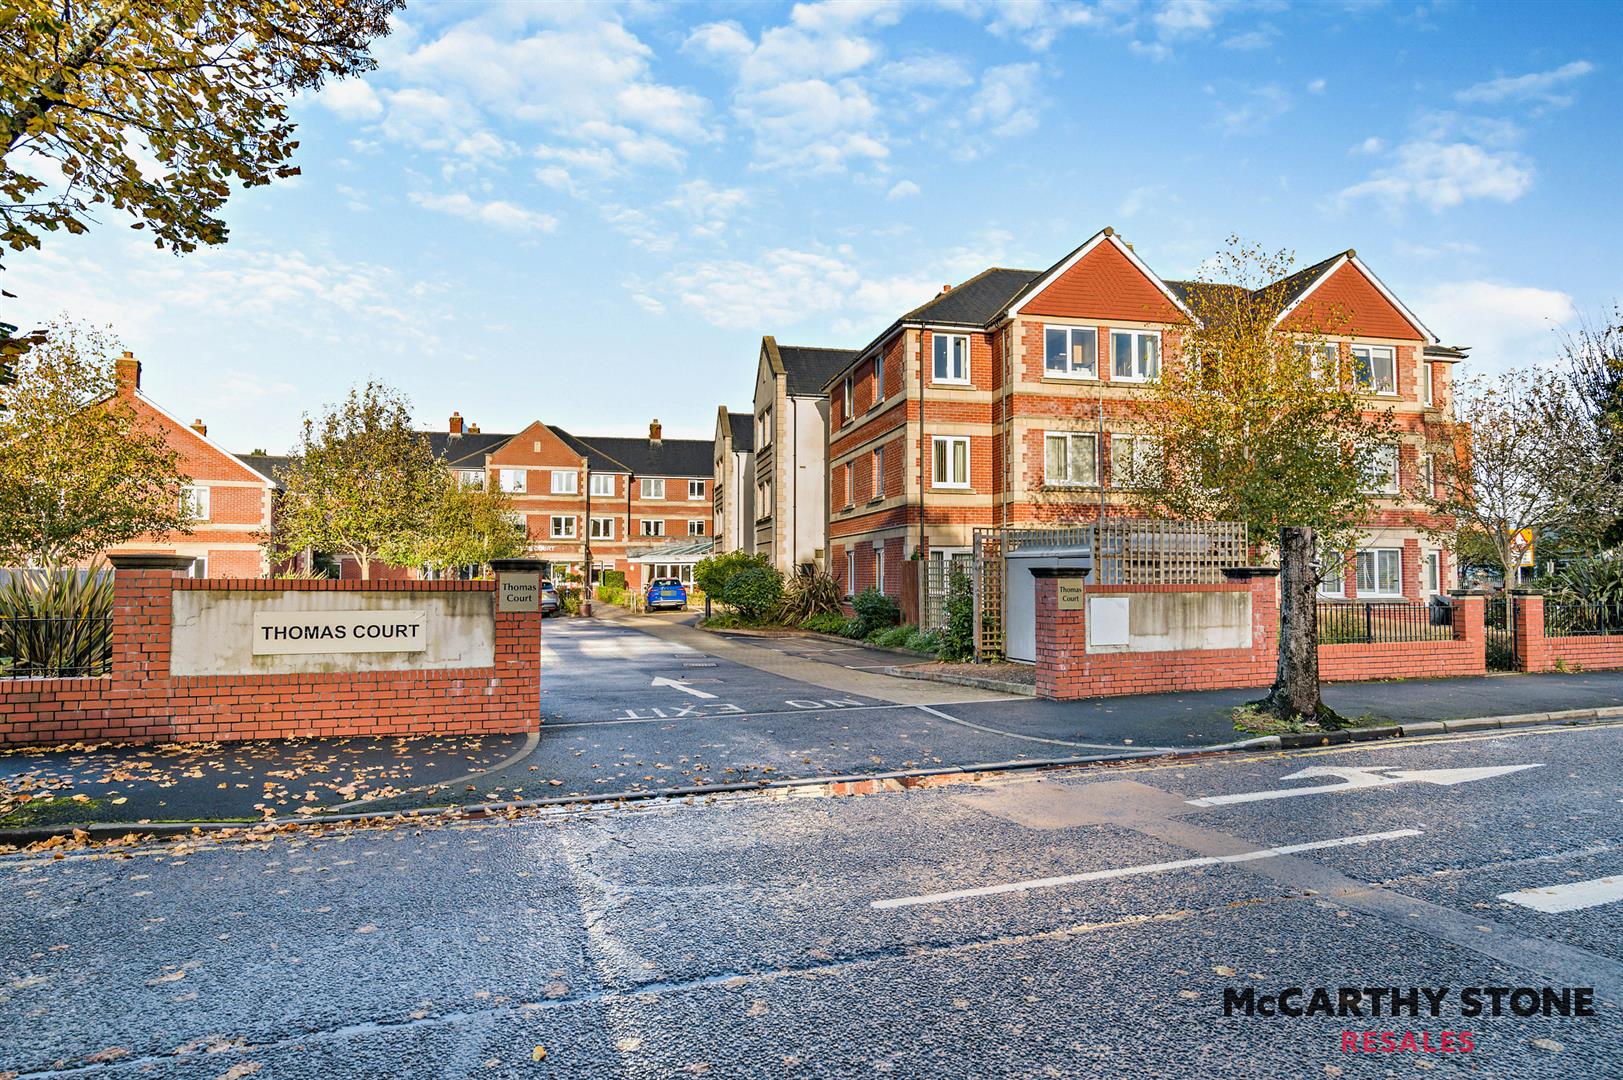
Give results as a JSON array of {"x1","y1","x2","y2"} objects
[{"x1": 3, "y1": 722, "x2": 1620, "y2": 1078}]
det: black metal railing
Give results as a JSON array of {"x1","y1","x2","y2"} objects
[
  {"x1": 1544, "y1": 600, "x2": 1623, "y2": 638},
  {"x1": 0, "y1": 615, "x2": 113, "y2": 678},
  {"x1": 1317, "y1": 600, "x2": 1454, "y2": 645}
]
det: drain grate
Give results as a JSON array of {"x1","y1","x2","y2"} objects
[{"x1": 682, "y1": 662, "x2": 718, "y2": 668}]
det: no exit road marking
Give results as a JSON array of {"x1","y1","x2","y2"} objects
[
  {"x1": 1186, "y1": 764, "x2": 1544, "y2": 807},
  {"x1": 1500, "y1": 875, "x2": 1623, "y2": 914}
]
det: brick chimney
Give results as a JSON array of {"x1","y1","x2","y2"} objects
[
  {"x1": 190, "y1": 418, "x2": 207, "y2": 437},
  {"x1": 939, "y1": 284, "x2": 952, "y2": 295},
  {"x1": 468, "y1": 422, "x2": 480, "y2": 434},
  {"x1": 649, "y1": 418, "x2": 662, "y2": 443},
  {"x1": 449, "y1": 411, "x2": 464, "y2": 436},
  {"x1": 114, "y1": 351, "x2": 141, "y2": 398}
]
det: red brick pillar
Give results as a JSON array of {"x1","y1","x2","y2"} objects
[
  {"x1": 1511, "y1": 591, "x2": 1548, "y2": 672},
  {"x1": 107, "y1": 553, "x2": 193, "y2": 742},
  {"x1": 1449, "y1": 592, "x2": 1486, "y2": 674},
  {"x1": 491, "y1": 559, "x2": 545, "y2": 732},
  {"x1": 1033, "y1": 568, "x2": 1088, "y2": 700},
  {"x1": 1402, "y1": 538, "x2": 1422, "y2": 600}
]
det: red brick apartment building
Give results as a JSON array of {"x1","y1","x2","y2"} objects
[
  {"x1": 99, "y1": 353, "x2": 276, "y2": 577},
  {"x1": 431, "y1": 416, "x2": 715, "y2": 589},
  {"x1": 820, "y1": 228, "x2": 1465, "y2": 621}
]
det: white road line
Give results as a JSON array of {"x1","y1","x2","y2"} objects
[
  {"x1": 914, "y1": 703, "x2": 1176, "y2": 751},
  {"x1": 1499, "y1": 875, "x2": 1623, "y2": 914},
  {"x1": 872, "y1": 828, "x2": 1424, "y2": 910},
  {"x1": 1186, "y1": 764, "x2": 1544, "y2": 807}
]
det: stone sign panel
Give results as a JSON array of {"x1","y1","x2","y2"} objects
[
  {"x1": 1056, "y1": 579, "x2": 1085, "y2": 611},
  {"x1": 252, "y1": 611, "x2": 427, "y2": 656},
  {"x1": 498, "y1": 573, "x2": 541, "y2": 612}
]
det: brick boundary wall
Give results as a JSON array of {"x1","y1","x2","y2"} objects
[
  {"x1": 1033, "y1": 570, "x2": 1279, "y2": 700},
  {"x1": 1513, "y1": 591, "x2": 1623, "y2": 673},
  {"x1": 0, "y1": 555, "x2": 542, "y2": 747},
  {"x1": 1033, "y1": 571, "x2": 1488, "y2": 701},
  {"x1": 1318, "y1": 594, "x2": 1485, "y2": 682}
]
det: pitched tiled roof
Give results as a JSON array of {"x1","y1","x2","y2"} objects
[
  {"x1": 547, "y1": 426, "x2": 631, "y2": 472},
  {"x1": 425, "y1": 430, "x2": 516, "y2": 469},
  {"x1": 235, "y1": 453, "x2": 292, "y2": 481},
  {"x1": 777, "y1": 345, "x2": 860, "y2": 396},
  {"x1": 560, "y1": 432, "x2": 713, "y2": 478},
  {"x1": 727, "y1": 410, "x2": 754, "y2": 452},
  {"x1": 899, "y1": 268, "x2": 1042, "y2": 327}
]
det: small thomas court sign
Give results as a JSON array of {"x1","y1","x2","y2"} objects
[{"x1": 252, "y1": 611, "x2": 428, "y2": 655}]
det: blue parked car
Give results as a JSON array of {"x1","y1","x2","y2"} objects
[{"x1": 645, "y1": 577, "x2": 688, "y2": 612}]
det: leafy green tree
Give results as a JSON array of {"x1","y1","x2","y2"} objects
[
  {"x1": 939, "y1": 566, "x2": 974, "y2": 662},
  {"x1": 1139, "y1": 239, "x2": 1400, "y2": 723},
  {"x1": 406, "y1": 473, "x2": 528, "y2": 576},
  {"x1": 267, "y1": 381, "x2": 443, "y2": 580},
  {"x1": 0, "y1": 0, "x2": 400, "y2": 263},
  {"x1": 0, "y1": 317, "x2": 187, "y2": 566}
]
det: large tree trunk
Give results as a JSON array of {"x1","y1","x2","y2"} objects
[{"x1": 1263, "y1": 525, "x2": 1326, "y2": 721}]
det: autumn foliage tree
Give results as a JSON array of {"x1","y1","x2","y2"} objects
[
  {"x1": 0, "y1": 317, "x2": 189, "y2": 566},
  {"x1": 1136, "y1": 239, "x2": 1398, "y2": 723},
  {"x1": 0, "y1": 0, "x2": 400, "y2": 263},
  {"x1": 267, "y1": 381, "x2": 445, "y2": 580},
  {"x1": 406, "y1": 473, "x2": 529, "y2": 577}
]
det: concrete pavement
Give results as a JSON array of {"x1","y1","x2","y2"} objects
[{"x1": 3, "y1": 722, "x2": 1619, "y2": 1077}]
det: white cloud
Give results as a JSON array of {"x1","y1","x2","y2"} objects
[
  {"x1": 1217, "y1": 84, "x2": 1291, "y2": 136},
  {"x1": 977, "y1": 0, "x2": 1109, "y2": 51},
  {"x1": 1455, "y1": 60, "x2": 1595, "y2": 107},
  {"x1": 1223, "y1": 27, "x2": 1276, "y2": 51},
  {"x1": 1413, "y1": 281, "x2": 1576, "y2": 370},
  {"x1": 1307, "y1": 78, "x2": 1327, "y2": 94},
  {"x1": 1156, "y1": 0, "x2": 1219, "y2": 39},
  {"x1": 1352, "y1": 136, "x2": 1385, "y2": 154},
  {"x1": 409, "y1": 191, "x2": 559, "y2": 233},
  {"x1": 319, "y1": 79, "x2": 384, "y2": 120},
  {"x1": 1117, "y1": 185, "x2": 1172, "y2": 218},
  {"x1": 966, "y1": 63, "x2": 1042, "y2": 138},
  {"x1": 1337, "y1": 141, "x2": 1533, "y2": 211},
  {"x1": 887, "y1": 179, "x2": 920, "y2": 200}
]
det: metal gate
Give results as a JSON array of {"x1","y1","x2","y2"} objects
[{"x1": 1484, "y1": 593, "x2": 1517, "y2": 671}]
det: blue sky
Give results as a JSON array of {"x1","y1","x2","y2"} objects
[{"x1": 9, "y1": 0, "x2": 1621, "y2": 452}]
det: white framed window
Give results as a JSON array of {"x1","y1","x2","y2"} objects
[
  {"x1": 551, "y1": 470, "x2": 578, "y2": 495},
  {"x1": 842, "y1": 375, "x2": 853, "y2": 423},
  {"x1": 688, "y1": 479, "x2": 705, "y2": 500},
  {"x1": 1111, "y1": 330, "x2": 1160, "y2": 382},
  {"x1": 590, "y1": 473, "x2": 615, "y2": 497},
  {"x1": 641, "y1": 477, "x2": 665, "y2": 500},
  {"x1": 180, "y1": 484, "x2": 210, "y2": 521},
  {"x1": 640, "y1": 519, "x2": 665, "y2": 537},
  {"x1": 1109, "y1": 434, "x2": 1158, "y2": 489},
  {"x1": 589, "y1": 516, "x2": 614, "y2": 540},
  {"x1": 1421, "y1": 455, "x2": 1436, "y2": 496},
  {"x1": 1317, "y1": 548, "x2": 1346, "y2": 598},
  {"x1": 870, "y1": 445, "x2": 884, "y2": 501},
  {"x1": 874, "y1": 549, "x2": 885, "y2": 595},
  {"x1": 1425, "y1": 550, "x2": 1442, "y2": 595},
  {"x1": 757, "y1": 480, "x2": 772, "y2": 520},
  {"x1": 187, "y1": 556, "x2": 208, "y2": 578},
  {"x1": 1297, "y1": 341, "x2": 1339, "y2": 381},
  {"x1": 1352, "y1": 345, "x2": 1397, "y2": 395},
  {"x1": 1364, "y1": 444, "x2": 1400, "y2": 494},
  {"x1": 500, "y1": 468, "x2": 527, "y2": 494},
  {"x1": 873, "y1": 356, "x2": 885, "y2": 403},
  {"x1": 932, "y1": 334, "x2": 970, "y2": 384},
  {"x1": 459, "y1": 469, "x2": 485, "y2": 487},
  {"x1": 843, "y1": 462, "x2": 854, "y2": 507},
  {"x1": 687, "y1": 519, "x2": 706, "y2": 536},
  {"x1": 1045, "y1": 325, "x2": 1098, "y2": 379},
  {"x1": 758, "y1": 406, "x2": 773, "y2": 447},
  {"x1": 1422, "y1": 362, "x2": 1434, "y2": 406},
  {"x1": 550, "y1": 515, "x2": 576, "y2": 539},
  {"x1": 931, "y1": 436, "x2": 970, "y2": 488},
  {"x1": 1044, "y1": 432, "x2": 1097, "y2": 487},
  {"x1": 1356, "y1": 548, "x2": 1403, "y2": 597},
  {"x1": 927, "y1": 547, "x2": 973, "y2": 595},
  {"x1": 846, "y1": 550, "x2": 856, "y2": 594}
]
